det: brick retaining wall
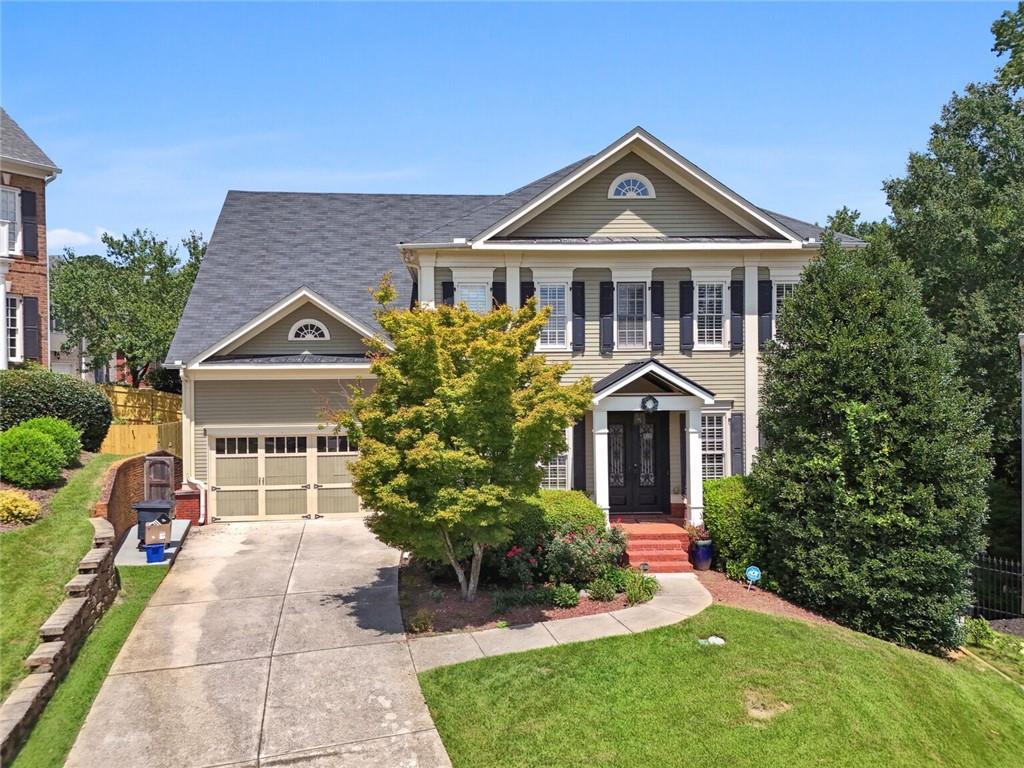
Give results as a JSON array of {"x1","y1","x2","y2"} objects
[
  {"x1": 0, "y1": 518, "x2": 119, "y2": 764},
  {"x1": 92, "y1": 453, "x2": 183, "y2": 540}
]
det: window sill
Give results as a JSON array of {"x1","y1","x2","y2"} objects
[
  {"x1": 536, "y1": 344, "x2": 572, "y2": 353},
  {"x1": 693, "y1": 344, "x2": 730, "y2": 352}
]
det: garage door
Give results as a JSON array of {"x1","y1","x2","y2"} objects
[{"x1": 209, "y1": 433, "x2": 360, "y2": 521}]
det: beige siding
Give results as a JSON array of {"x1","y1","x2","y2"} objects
[
  {"x1": 512, "y1": 155, "x2": 754, "y2": 239},
  {"x1": 192, "y1": 378, "x2": 371, "y2": 481},
  {"x1": 227, "y1": 304, "x2": 368, "y2": 357},
  {"x1": 545, "y1": 268, "x2": 746, "y2": 407}
]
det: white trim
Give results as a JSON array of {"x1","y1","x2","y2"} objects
[
  {"x1": 472, "y1": 129, "x2": 802, "y2": 244},
  {"x1": 534, "y1": 280, "x2": 572, "y2": 352},
  {"x1": 287, "y1": 318, "x2": 331, "y2": 341},
  {"x1": 699, "y1": 410, "x2": 730, "y2": 480},
  {"x1": 613, "y1": 280, "x2": 649, "y2": 352},
  {"x1": 607, "y1": 172, "x2": 656, "y2": 200},
  {"x1": 188, "y1": 365, "x2": 374, "y2": 380},
  {"x1": 593, "y1": 394, "x2": 708, "y2": 412},
  {"x1": 592, "y1": 360, "x2": 715, "y2": 405},
  {"x1": 5, "y1": 293, "x2": 23, "y2": 363},
  {"x1": 742, "y1": 262, "x2": 759, "y2": 471},
  {"x1": 693, "y1": 279, "x2": 730, "y2": 351},
  {"x1": 204, "y1": 423, "x2": 337, "y2": 438},
  {"x1": 414, "y1": 240, "x2": 815, "y2": 253},
  {"x1": 186, "y1": 287, "x2": 388, "y2": 367},
  {"x1": 0, "y1": 186, "x2": 21, "y2": 257}
]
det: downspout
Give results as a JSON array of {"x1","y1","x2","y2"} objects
[{"x1": 188, "y1": 477, "x2": 208, "y2": 525}]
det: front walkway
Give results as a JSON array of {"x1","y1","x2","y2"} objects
[
  {"x1": 409, "y1": 573, "x2": 711, "y2": 671},
  {"x1": 65, "y1": 519, "x2": 451, "y2": 768}
]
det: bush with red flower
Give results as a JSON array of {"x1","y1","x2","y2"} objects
[{"x1": 543, "y1": 524, "x2": 627, "y2": 586}]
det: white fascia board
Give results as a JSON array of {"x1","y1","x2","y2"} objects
[
  {"x1": 204, "y1": 423, "x2": 343, "y2": 437},
  {"x1": 592, "y1": 360, "x2": 716, "y2": 405},
  {"x1": 472, "y1": 129, "x2": 802, "y2": 245},
  {"x1": 471, "y1": 240, "x2": 802, "y2": 252},
  {"x1": 188, "y1": 365, "x2": 374, "y2": 381},
  {"x1": 0, "y1": 157, "x2": 62, "y2": 178},
  {"x1": 186, "y1": 287, "x2": 390, "y2": 367}
]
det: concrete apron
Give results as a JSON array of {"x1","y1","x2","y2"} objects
[
  {"x1": 408, "y1": 573, "x2": 713, "y2": 672},
  {"x1": 64, "y1": 519, "x2": 452, "y2": 768}
]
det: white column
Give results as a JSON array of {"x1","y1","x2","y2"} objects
[
  {"x1": 418, "y1": 263, "x2": 435, "y2": 309},
  {"x1": 506, "y1": 264, "x2": 521, "y2": 310},
  {"x1": 0, "y1": 276, "x2": 8, "y2": 370},
  {"x1": 686, "y1": 408, "x2": 704, "y2": 525},
  {"x1": 743, "y1": 261, "x2": 759, "y2": 472},
  {"x1": 593, "y1": 408, "x2": 610, "y2": 525}
]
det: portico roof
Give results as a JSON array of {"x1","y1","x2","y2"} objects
[{"x1": 591, "y1": 359, "x2": 716, "y2": 405}]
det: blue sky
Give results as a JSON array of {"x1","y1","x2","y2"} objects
[{"x1": 1, "y1": 2, "x2": 1011, "y2": 255}]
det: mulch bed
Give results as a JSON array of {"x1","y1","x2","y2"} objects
[
  {"x1": 0, "y1": 453, "x2": 90, "y2": 533},
  {"x1": 695, "y1": 569, "x2": 835, "y2": 626},
  {"x1": 989, "y1": 618, "x2": 1024, "y2": 638},
  {"x1": 399, "y1": 558, "x2": 628, "y2": 634}
]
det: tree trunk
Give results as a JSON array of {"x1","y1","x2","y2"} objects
[
  {"x1": 467, "y1": 543, "x2": 484, "y2": 601},
  {"x1": 440, "y1": 529, "x2": 470, "y2": 599}
]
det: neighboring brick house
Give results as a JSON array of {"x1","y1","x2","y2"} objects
[{"x1": 1, "y1": 108, "x2": 60, "y2": 370}]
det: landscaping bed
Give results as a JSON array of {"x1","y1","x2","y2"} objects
[
  {"x1": 695, "y1": 569, "x2": 833, "y2": 626},
  {"x1": 399, "y1": 558, "x2": 629, "y2": 634},
  {"x1": 420, "y1": 605, "x2": 1024, "y2": 768},
  {"x1": 0, "y1": 460, "x2": 82, "y2": 534}
]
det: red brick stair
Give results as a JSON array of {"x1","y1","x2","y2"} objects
[{"x1": 613, "y1": 519, "x2": 692, "y2": 573}]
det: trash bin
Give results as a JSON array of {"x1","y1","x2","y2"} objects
[
  {"x1": 145, "y1": 543, "x2": 166, "y2": 563},
  {"x1": 133, "y1": 499, "x2": 175, "y2": 549}
]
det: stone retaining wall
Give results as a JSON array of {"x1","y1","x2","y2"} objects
[{"x1": 0, "y1": 518, "x2": 119, "y2": 764}]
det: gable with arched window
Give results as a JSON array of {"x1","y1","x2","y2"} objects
[
  {"x1": 608, "y1": 172, "x2": 656, "y2": 199},
  {"x1": 288, "y1": 319, "x2": 331, "y2": 341}
]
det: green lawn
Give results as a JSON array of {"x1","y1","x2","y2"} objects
[
  {"x1": 11, "y1": 566, "x2": 165, "y2": 768},
  {"x1": 420, "y1": 606, "x2": 1024, "y2": 768},
  {"x1": 0, "y1": 453, "x2": 122, "y2": 697},
  {"x1": 969, "y1": 630, "x2": 1024, "y2": 686}
]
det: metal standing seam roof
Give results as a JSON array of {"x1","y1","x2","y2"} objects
[
  {"x1": 0, "y1": 108, "x2": 59, "y2": 171},
  {"x1": 168, "y1": 130, "x2": 863, "y2": 367}
]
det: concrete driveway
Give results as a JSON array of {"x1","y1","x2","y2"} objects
[{"x1": 65, "y1": 519, "x2": 451, "y2": 768}]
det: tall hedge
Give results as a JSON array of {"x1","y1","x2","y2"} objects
[
  {"x1": 751, "y1": 236, "x2": 991, "y2": 652},
  {"x1": 0, "y1": 367, "x2": 112, "y2": 451}
]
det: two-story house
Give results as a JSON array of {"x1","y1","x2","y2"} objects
[
  {"x1": 167, "y1": 127, "x2": 862, "y2": 532},
  {"x1": 1, "y1": 108, "x2": 60, "y2": 370}
]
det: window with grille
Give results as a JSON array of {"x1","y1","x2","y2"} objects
[
  {"x1": 537, "y1": 283, "x2": 568, "y2": 347},
  {"x1": 317, "y1": 435, "x2": 352, "y2": 453},
  {"x1": 215, "y1": 437, "x2": 259, "y2": 455},
  {"x1": 6, "y1": 295, "x2": 21, "y2": 361},
  {"x1": 701, "y1": 414, "x2": 726, "y2": 480},
  {"x1": 265, "y1": 436, "x2": 308, "y2": 454},
  {"x1": 540, "y1": 453, "x2": 569, "y2": 490},
  {"x1": 457, "y1": 283, "x2": 490, "y2": 314},
  {"x1": 289, "y1": 319, "x2": 329, "y2": 340},
  {"x1": 608, "y1": 173, "x2": 656, "y2": 199},
  {"x1": 1, "y1": 188, "x2": 18, "y2": 253},
  {"x1": 616, "y1": 282, "x2": 646, "y2": 348},
  {"x1": 696, "y1": 283, "x2": 725, "y2": 346}
]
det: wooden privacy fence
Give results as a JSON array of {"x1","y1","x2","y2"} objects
[
  {"x1": 99, "y1": 421, "x2": 182, "y2": 457},
  {"x1": 101, "y1": 385, "x2": 182, "y2": 424},
  {"x1": 972, "y1": 553, "x2": 1023, "y2": 619}
]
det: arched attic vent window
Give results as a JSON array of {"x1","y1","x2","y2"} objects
[
  {"x1": 608, "y1": 172, "x2": 656, "y2": 199},
  {"x1": 288, "y1": 319, "x2": 331, "y2": 341}
]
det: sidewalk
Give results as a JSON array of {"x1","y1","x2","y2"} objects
[{"x1": 409, "y1": 573, "x2": 712, "y2": 672}]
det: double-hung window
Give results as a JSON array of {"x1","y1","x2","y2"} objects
[
  {"x1": 701, "y1": 414, "x2": 726, "y2": 480},
  {"x1": 537, "y1": 283, "x2": 568, "y2": 348},
  {"x1": 616, "y1": 282, "x2": 646, "y2": 349},
  {"x1": 457, "y1": 283, "x2": 490, "y2": 314},
  {"x1": 696, "y1": 282, "x2": 725, "y2": 346},
  {"x1": 5, "y1": 295, "x2": 22, "y2": 362},
  {"x1": 773, "y1": 282, "x2": 796, "y2": 338},
  {"x1": 540, "y1": 453, "x2": 569, "y2": 489},
  {"x1": 0, "y1": 187, "x2": 19, "y2": 255}
]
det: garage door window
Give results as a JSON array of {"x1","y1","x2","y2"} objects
[
  {"x1": 317, "y1": 435, "x2": 352, "y2": 453},
  {"x1": 216, "y1": 437, "x2": 258, "y2": 455},
  {"x1": 265, "y1": 436, "x2": 307, "y2": 454}
]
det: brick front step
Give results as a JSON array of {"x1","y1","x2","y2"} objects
[
  {"x1": 624, "y1": 554, "x2": 693, "y2": 573},
  {"x1": 627, "y1": 537, "x2": 689, "y2": 549}
]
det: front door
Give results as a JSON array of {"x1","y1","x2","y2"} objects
[{"x1": 607, "y1": 411, "x2": 669, "y2": 514}]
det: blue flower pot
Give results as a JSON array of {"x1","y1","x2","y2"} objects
[{"x1": 691, "y1": 540, "x2": 713, "y2": 571}]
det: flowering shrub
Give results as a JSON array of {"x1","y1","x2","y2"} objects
[
  {"x1": 497, "y1": 542, "x2": 546, "y2": 587},
  {"x1": 544, "y1": 524, "x2": 628, "y2": 586}
]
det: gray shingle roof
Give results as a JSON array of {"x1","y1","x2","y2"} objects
[
  {"x1": 0, "y1": 108, "x2": 59, "y2": 171},
  {"x1": 169, "y1": 133, "x2": 864, "y2": 367},
  {"x1": 592, "y1": 359, "x2": 716, "y2": 399},
  {"x1": 166, "y1": 191, "x2": 495, "y2": 364},
  {"x1": 204, "y1": 353, "x2": 369, "y2": 365}
]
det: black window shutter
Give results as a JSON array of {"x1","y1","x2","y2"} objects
[
  {"x1": 22, "y1": 296, "x2": 40, "y2": 360},
  {"x1": 571, "y1": 281, "x2": 585, "y2": 352},
  {"x1": 650, "y1": 281, "x2": 664, "y2": 352},
  {"x1": 758, "y1": 280, "x2": 773, "y2": 349},
  {"x1": 409, "y1": 281, "x2": 418, "y2": 309},
  {"x1": 492, "y1": 282, "x2": 506, "y2": 307},
  {"x1": 730, "y1": 279, "x2": 744, "y2": 350},
  {"x1": 730, "y1": 412, "x2": 745, "y2": 476},
  {"x1": 441, "y1": 281, "x2": 455, "y2": 306},
  {"x1": 680, "y1": 412, "x2": 688, "y2": 499},
  {"x1": 21, "y1": 191, "x2": 38, "y2": 257},
  {"x1": 599, "y1": 282, "x2": 614, "y2": 353},
  {"x1": 572, "y1": 419, "x2": 586, "y2": 491},
  {"x1": 679, "y1": 280, "x2": 694, "y2": 351},
  {"x1": 520, "y1": 281, "x2": 535, "y2": 306}
]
